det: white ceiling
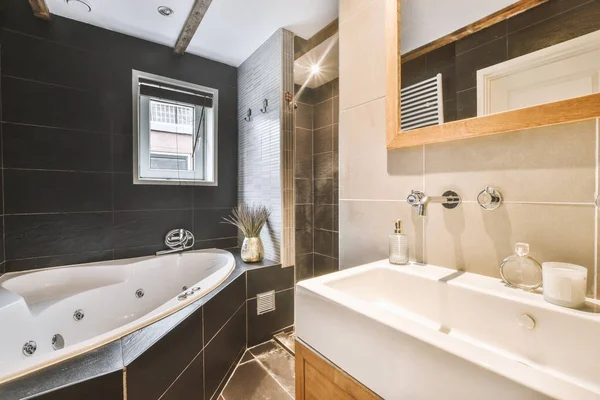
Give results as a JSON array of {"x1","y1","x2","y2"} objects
[
  {"x1": 47, "y1": 0, "x2": 338, "y2": 67},
  {"x1": 401, "y1": 0, "x2": 518, "y2": 54}
]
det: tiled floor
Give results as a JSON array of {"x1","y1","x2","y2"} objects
[
  {"x1": 273, "y1": 331, "x2": 295, "y2": 354},
  {"x1": 221, "y1": 339, "x2": 295, "y2": 399}
]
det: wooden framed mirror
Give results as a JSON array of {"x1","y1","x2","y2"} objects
[{"x1": 386, "y1": 0, "x2": 600, "y2": 150}]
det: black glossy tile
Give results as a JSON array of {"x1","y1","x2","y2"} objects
[
  {"x1": 426, "y1": 43, "x2": 456, "y2": 72},
  {"x1": 314, "y1": 253, "x2": 336, "y2": 277},
  {"x1": 1, "y1": 29, "x2": 112, "y2": 92},
  {"x1": 2, "y1": 123, "x2": 112, "y2": 172},
  {"x1": 295, "y1": 204, "x2": 313, "y2": 230},
  {"x1": 333, "y1": 97, "x2": 339, "y2": 124},
  {"x1": 247, "y1": 289, "x2": 294, "y2": 346},
  {"x1": 333, "y1": 205, "x2": 339, "y2": 233},
  {"x1": 295, "y1": 84, "x2": 314, "y2": 104},
  {"x1": 222, "y1": 360, "x2": 290, "y2": 400},
  {"x1": 5, "y1": 213, "x2": 113, "y2": 260},
  {"x1": 5, "y1": 250, "x2": 114, "y2": 273},
  {"x1": 193, "y1": 208, "x2": 237, "y2": 241},
  {"x1": 507, "y1": 0, "x2": 593, "y2": 33},
  {"x1": 295, "y1": 178, "x2": 312, "y2": 204},
  {"x1": 295, "y1": 128, "x2": 312, "y2": 179},
  {"x1": 193, "y1": 175, "x2": 237, "y2": 210},
  {"x1": 295, "y1": 253, "x2": 313, "y2": 282},
  {"x1": 204, "y1": 305, "x2": 246, "y2": 400},
  {"x1": 113, "y1": 210, "x2": 193, "y2": 249},
  {"x1": 2, "y1": 76, "x2": 111, "y2": 132},
  {"x1": 456, "y1": 88, "x2": 477, "y2": 120},
  {"x1": 507, "y1": 1, "x2": 600, "y2": 59},
  {"x1": 455, "y1": 37, "x2": 507, "y2": 92},
  {"x1": 314, "y1": 205, "x2": 333, "y2": 231},
  {"x1": 313, "y1": 125, "x2": 333, "y2": 154},
  {"x1": 113, "y1": 174, "x2": 193, "y2": 211},
  {"x1": 314, "y1": 178, "x2": 333, "y2": 204},
  {"x1": 193, "y1": 237, "x2": 238, "y2": 251},
  {"x1": 295, "y1": 103, "x2": 313, "y2": 129},
  {"x1": 313, "y1": 98, "x2": 333, "y2": 129},
  {"x1": 313, "y1": 80, "x2": 335, "y2": 104},
  {"x1": 4, "y1": 169, "x2": 112, "y2": 214},
  {"x1": 314, "y1": 152, "x2": 333, "y2": 180},
  {"x1": 161, "y1": 351, "x2": 204, "y2": 400},
  {"x1": 314, "y1": 229, "x2": 333, "y2": 257},
  {"x1": 247, "y1": 264, "x2": 294, "y2": 299},
  {"x1": 33, "y1": 371, "x2": 123, "y2": 400},
  {"x1": 401, "y1": 56, "x2": 428, "y2": 88},
  {"x1": 456, "y1": 22, "x2": 506, "y2": 54},
  {"x1": 112, "y1": 245, "x2": 164, "y2": 260},
  {"x1": 295, "y1": 228, "x2": 313, "y2": 255},
  {"x1": 127, "y1": 307, "x2": 203, "y2": 400},
  {"x1": 332, "y1": 78, "x2": 339, "y2": 97},
  {"x1": 112, "y1": 135, "x2": 133, "y2": 173},
  {"x1": 204, "y1": 274, "x2": 246, "y2": 345},
  {"x1": 333, "y1": 123, "x2": 339, "y2": 151},
  {"x1": 240, "y1": 351, "x2": 255, "y2": 364},
  {"x1": 443, "y1": 99, "x2": 457, "y2": 123},
  {"x1": 333, "y1": 232, "x2": 339, "y2": 259}
]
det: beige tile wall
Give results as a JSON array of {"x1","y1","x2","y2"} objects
[{"x1": 339, "y1": 0, "x2": 600, "y2": 297}]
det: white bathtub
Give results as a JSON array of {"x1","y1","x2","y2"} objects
[{"x1": 0, "y1": 249, "x2": 235, "y2": 384}]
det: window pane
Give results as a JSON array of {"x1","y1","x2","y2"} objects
[
  {"x1": 149, "y1": 99, "x2": 194, "y2": 171},
  {"x1": 150, "y1": 154, "x2": 189, "y2": 170}
]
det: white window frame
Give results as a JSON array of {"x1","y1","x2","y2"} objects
[{"x1": 132, "y1": 70, "x2": 218, "y2": 186}]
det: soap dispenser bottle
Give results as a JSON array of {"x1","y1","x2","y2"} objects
[
  {"x1": 389, "y1": 219, "x2": 409, "y2": 265},
  {"x1": 499, "y1": 243, "x2": 543, "y2": 291}
]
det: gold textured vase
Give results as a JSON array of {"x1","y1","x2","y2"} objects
[{"x1": 241, "y1": 237, "x2": 264, "y2": 263}]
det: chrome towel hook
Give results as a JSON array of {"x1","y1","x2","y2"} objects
[
  {"x1": 260, "y1": 99, "x2": 269, "y2": 113},
  {"x1": 244, "y1": 108, "x2": 252, "y2": 122}
]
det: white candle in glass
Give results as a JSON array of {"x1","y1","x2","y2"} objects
[{"x1": 542, "y1": 262, "x2": 587, "y2": 309}]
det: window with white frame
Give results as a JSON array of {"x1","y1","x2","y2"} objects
[{"x1": 133, "y1": 70, "x2": 218, "y2": 185}]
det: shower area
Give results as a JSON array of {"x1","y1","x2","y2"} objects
[{"x1": 294, "y1": 33, "x2": 340, "y2": 283}]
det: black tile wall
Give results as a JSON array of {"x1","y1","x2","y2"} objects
[
  {"x1": 401, "y1": 0, "x2": 600, "y2": 124},
  {"x1": 161, "y1": 352, "x2": 204, "y2": 400},
  {"x1": 0, "y1": 0, "x2": 238, "y2": 272},
  {"x1": 294, "y1": 78, "x2": 339, "y2": 283},
  {"x1": 204, "y1": 305, "x2": 246, "y2": 400},
  {"x1": 247, "y1": 289, "x2": 294, "y2": 346},
  {"x1": 33, "y1": 372, "x2": 123, "y2": 400},
  {"x1": 203, "y1": 273, "x2": 246, "y2": 344},
  {"x1": 246, "y1": 264, "x2": 293, "y2": 299},
  {"x1": 126, "y1": 307, "x2": 203, "y2": 400}
]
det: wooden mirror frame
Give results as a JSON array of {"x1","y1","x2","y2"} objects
[{"x1": 385, "y1": 0, "x2": 600, "y2": 150}]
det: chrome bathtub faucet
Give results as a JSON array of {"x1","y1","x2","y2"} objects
[
  {"x1": 406, "y1": 190, "x2": 461, "y2": 217},
  {"x1": 156, "y1": 229, "x2": 195, "y2": 255}
]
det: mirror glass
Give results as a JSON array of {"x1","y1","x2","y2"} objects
[
  {"x1": 400, "y1": 2, "x2": 600, "y2": 132},
  {"x1": 133, "y1": 70, "x2": 217, "y2": 185}
]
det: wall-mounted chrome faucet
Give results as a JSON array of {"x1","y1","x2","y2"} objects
[
  {"x1": 156, "y1": 229, "x2": 195, "y2": 255},
  {"x1": 407, "y1": 190, "x2": 461, "y2": 217}
]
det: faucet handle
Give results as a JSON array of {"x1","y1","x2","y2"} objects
[{"x1": 407, "y1": 190, "x2": 425, "y2": 206}]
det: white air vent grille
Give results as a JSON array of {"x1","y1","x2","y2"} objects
[
  {"x1": 257, "y1": 290, "x2": 276, "y2": 315},
  {"x1": 401, "y1": 73, "x2": 444, "y2": 132}
]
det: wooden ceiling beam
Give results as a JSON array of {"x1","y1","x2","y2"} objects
[
  {"x1": 28, "y1": 0, "x2": 51, "y2": 20},
  {"x1": 401, "y1": 0, "x2": 548, "y2": 63},
  {"x1": 174, "y1": 0, "x2": 213, "y2": 55},
  {"x1": 294, "y1": 18, "x2": 339, "y2": 60}
]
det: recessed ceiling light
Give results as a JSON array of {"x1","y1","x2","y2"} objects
[
  {"x1": 311, "y1": 64, "x2": 321, "y2": 75},
  {"x1": 157, "y1": 6, "x2": 174, "y2": 16},
  {"x1": 65, "y1": 0, "x2": 91, "y2": 13}
]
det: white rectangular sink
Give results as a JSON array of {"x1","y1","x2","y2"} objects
[{"x1": 296, "y1": 260, "x2": 600, "y2": 400}]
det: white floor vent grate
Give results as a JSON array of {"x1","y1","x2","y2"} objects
[
  {"x1": 401, "y1": 73, "x2": 444, "y2": 132},
  {"x1": 257, "y1": 290, "x2": 276, "y2": 315}
]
